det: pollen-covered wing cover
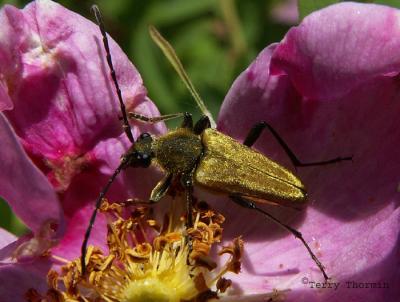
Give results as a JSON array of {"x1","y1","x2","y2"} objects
[{"x1": 195, "y1": 129, "x2": 306, "y2": 204}]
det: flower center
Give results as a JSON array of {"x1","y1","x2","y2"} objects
[
  {"x1": 123, "y1": 275, "x2": 189, "y2": 302},
  {"x1": 25, "y1": 199, "x2": 243, "y2": 302}
]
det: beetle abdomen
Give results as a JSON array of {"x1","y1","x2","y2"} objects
[{"x1": 195, "y1": 129, "x2": 306, "y2": 203}]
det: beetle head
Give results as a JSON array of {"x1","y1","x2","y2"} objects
[{"x1": 122, "y1": 132, "x2": 154, "y2": 168}]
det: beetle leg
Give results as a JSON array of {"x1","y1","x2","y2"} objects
[
  {"x1": 127, "y1": 112, "x2": 194, "y2": 129},
  {"x1": 122, "y1": 197, "x2": 157, "y2": 206},
  {"x1": 244, "y1": 121, "x2": 352, "y2": 167},
  {"x1": 230, "y1": 194, "x2": 329, "y2": 281},
  {"x1": 150, "y1": 173, "x2": 173, "y2": 202},
  {"x1": 181, "y1": 172, "x2": 195, "y2": 261},
  {"x1": 128, "y1": 112, "x2": 184, "y2": 123},
  {"x1": 181, "y1": 172, "x2": 195, "y2": 227},
  {"x1": 243, "y1": 122, "x2": 267, "y2": 147},
  {"x1": 180, "y1": 112, "x2": 193, "y2": 129},
  {"x1": 193, "y1": 116, "x2": 211, "y2": 135}
]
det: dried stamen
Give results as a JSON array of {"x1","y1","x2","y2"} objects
[{"x1": 26, "y1": 199, "x2": 243, "y2": 302}]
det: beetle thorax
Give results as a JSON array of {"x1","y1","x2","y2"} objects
[{"x1": 153, "y1": 128, "x2": 203, "y2": 175}]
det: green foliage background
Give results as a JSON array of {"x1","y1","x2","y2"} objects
[{"x1": 0, "y1": 0, "x2": 398, "y2": 236}]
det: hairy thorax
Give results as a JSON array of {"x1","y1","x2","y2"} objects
[{"x1": 153, "y1": 128, "x2": 203, "y2": 175}]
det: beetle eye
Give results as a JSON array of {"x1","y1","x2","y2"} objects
[
  {"x1": 129, "y1": 151, "x2": 152, "y2": 168},
  {"x1": 141, "y1": 153, "x2": 151, "y2": 167},
  {"x1": 139, "y1": 132, "x2": 151, "y2": 140}
]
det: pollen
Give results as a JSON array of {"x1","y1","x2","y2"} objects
[{"x1": 25, "y1": 200, "x2": 243, "y2": 302}]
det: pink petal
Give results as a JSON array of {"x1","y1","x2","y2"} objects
[
  {"x1": 0, "y1": 81, "x2": 13, "y2": 111},
  {"x1": 0, "y1": 0, "x2": 165, "y2": 192},
  {"x1": 0, "y1": 3, "x2": 24, "y2": 111},
  {"x1": 0, "y1": 259, "x2": 53, "y2": 302},
  {"x1": 0, "y1": 113, "x2": 64, "y2": 238},
  {"x1": 0, "y1": 0, "x2": 167, "y2": 251},
  {"x1": 51, "y1": 202, "x2": 107, "y2": 260},
  {"x1": 217, "y1": 3, "x2": 400, "y2": 301},
  {"x1": 52, "y1": 163, "x2": 161, "y2": 260},
  {"x1": 0, "y1": 228, "x2": 16, "y2": 249},
  {"x1": 270, "y1": 2, "x2": 400, "y2": 100}
]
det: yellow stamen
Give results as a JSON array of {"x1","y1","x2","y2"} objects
[{"x1": 26, "y1": 199, "x2": 244, "y2": 302}]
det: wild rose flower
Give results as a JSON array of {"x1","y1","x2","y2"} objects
[
  {"x1": 0, "y1": 0, "x2": 163, "y2": 300},
  {"x1": 0, "y1": 1, "x2": 399, "y2": 302},
  {"x1": 218, "y1": 2, "x2": 400, "y2": 301}
]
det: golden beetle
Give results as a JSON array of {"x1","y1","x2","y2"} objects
[{"x1": 82, "y1": 6, "x2": 351, "y2": 281}]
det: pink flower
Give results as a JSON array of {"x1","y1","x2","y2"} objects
[
  {"x1": 0, "y1": 114, "x2": 62, "y2": 295},
  {"x1": 218, "y1": 2, "x2": 399, "y2": 301},
  {"x1": 0, "y1": 0, "x2": 163, "y2": 300},
  {"x1": 0, "y1": 1, "x2": 399, "y2": 301}
]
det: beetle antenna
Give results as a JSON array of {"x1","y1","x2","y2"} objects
[
  {"x1": 91, "y1": 5, "x2": 134, "y2": 143},
  {"x1": 81, "y1": 160, "x2": 127, "y2": 275},
  {"x1": 231, "y1": 195, "x2": 329, "y2": 281},
  {"x1": 148, "y1": 25, "x2": 216, "y2": 128}
]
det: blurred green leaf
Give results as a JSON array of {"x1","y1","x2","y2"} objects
[
  {"x1": 146, "y1": 0, "x2": 216, "y2": 26},
  {"x1": 0, "y1": 198, "x2": 12, "y2": 230},
  {"x1": 298, "y1": 0, "x2": 340, "y2": 20},
  {"x1": 0, "y1": 0, "x2": 18, "y2": 5},
  {"x1": 172, "y1": 20, "x2": 228, "y2": 99},
  {"x1": 131, "y1": 22, "x2": 181, "y2": 115},
  {"x1": 371, "y1": 0, "x2": 400, "y2": 8},
  {"x1": 0, "y1": 198, "x2": 26, "y2": 236}
]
